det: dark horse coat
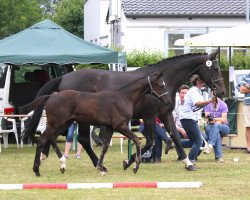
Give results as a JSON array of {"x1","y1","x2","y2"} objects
[
  {"x1": 21, "y1": 73, "x2": 171, "y2": 176},
  {"x1": 21, "y1": 51, "x2": 226, "y2": 171}
]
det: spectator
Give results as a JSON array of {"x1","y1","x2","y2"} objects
[
  {"x1": 173, "y1": 85, "x2": 206, "y2": 149},
  {"x1": 64, "y1": 122, "x2": 83, "y2": 159},
  {"x1": 237, "y1": 72, "x2": 250, "y2": 154},
  {"x1": 203, "y1": 96, "x2": 230, "y2": 163},
  {"x1": 91, "y1": 126, "x2": 104, "y2": 146},
  {"x1": 139, "y1": 118, "x2": 173, "y2": 162},
  {"x1": 180, "y1": 74, "x2": 212, "y2": 163}
]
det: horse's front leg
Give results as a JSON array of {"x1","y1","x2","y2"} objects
[
  {"x1": 160, "y1": 114, "x2": 196, "y2": 171},
  {"x1": 123, "y1": 117, "x2": 156, "y2": 170},
  {"x1": 78, "y1": 124, "x2": 108, "y2": 172},
  {"x1": 97, "y1": 126, "x2": 113, "y2": 174},
  {"x1": 118, "y1": 123, "x2": 141, "y2": 174}
]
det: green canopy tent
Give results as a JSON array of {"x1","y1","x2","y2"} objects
[{"x1": 0, "y1": 19, "x2": 126, "y2": 65}]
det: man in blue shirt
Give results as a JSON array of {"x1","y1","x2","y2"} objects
[{"x1": 238, "y1": 72, "x2": 250, "y2": 154}]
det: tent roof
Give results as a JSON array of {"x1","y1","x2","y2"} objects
[
  {"x1": 174, "y1": 23, "x2": 250, "y2": 47},
  {"x1": 0, "y1": 19, "x2": 125, "y2": 65}
]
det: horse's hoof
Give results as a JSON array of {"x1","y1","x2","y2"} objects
[
  {"x1": 102, "y1": 166, "x2": 108, "y2": 173},
  {"x1": 133, "y1": 167, "x2": 138, "y2": 174},
  {"x1": 100, "y1": 170, "x2": 106, "y2": 176},
  {"x1": 60, "y1": 168, "x2": 65, "y2": 174},
  {"x1": 186, "y1": 165, "x2": 197, "y2": 171},
  {"x1": 35, "y1": 172, "x2": 40, "y2": 177},
  {"x1": 123, "y1": 160, "x2": 129, "y2": 171}
]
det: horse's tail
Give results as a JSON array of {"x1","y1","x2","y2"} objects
[
  {"x1": 36, "y1": 76, "x2": 62, "y2": 97},
  {"x1": 20, "y1": 95, "x2": 50, "y2": 141}
]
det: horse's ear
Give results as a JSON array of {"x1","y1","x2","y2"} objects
[
  {"x1": 210, "y1": 48, "x2": 219, "y2": 59},
  {"x1": 158, "y1": 70, "x2": 166, "y2": 78}
]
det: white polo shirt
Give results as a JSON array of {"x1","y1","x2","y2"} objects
[{"x1": 180, "y1": 86, "x2": 204, "y2": 121}]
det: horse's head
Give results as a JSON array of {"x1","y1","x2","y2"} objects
[
  {"x1": 148, "y1": 71, "x2": 172, "y2": 105},
  {"x1": 196, "y1": 50, "x2": 226, "y2": 97}
]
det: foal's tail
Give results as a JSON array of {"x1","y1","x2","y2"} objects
[{"x1": 19, "y1": 95, "x2": 50, "y2": 140}]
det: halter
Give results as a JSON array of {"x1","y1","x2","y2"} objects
[
  {"x1": 206, "y1": 59, "x2": 224, "y2": 109},
  {"x1": 192, "y1": 58, "x2": 223, "y2": 112},
  {"x1": 147, "y1": 76, "x2": 169, "y2": 99}
]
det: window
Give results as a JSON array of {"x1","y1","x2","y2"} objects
[{"x1": 167, "y1": 34, "x2": 184, "y2": 56}]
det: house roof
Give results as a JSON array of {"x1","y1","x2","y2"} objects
[{"x1": 122, "y1": 0, "x2": 246, "y2": 18}]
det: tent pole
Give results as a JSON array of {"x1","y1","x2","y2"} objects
[
  {"x1": 246, "y1": 0, "x2": 250, "y2": 23},
  {"x1": 229, "y1": 47, "x2": 232, "y2": 66}
]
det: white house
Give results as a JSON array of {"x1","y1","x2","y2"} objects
[{"x1": 84, "y1": 0, "x2": 247, "y2": 56}]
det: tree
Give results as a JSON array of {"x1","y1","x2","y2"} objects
[
  {"x1": 38, "y1": 0, "x2": 60, "y2": 17},
  {"x1": 53, "y1": 0, "x2": 84, "y2": 38},
  {"x1": 0, "y1": 0, "x2": 43, "y2": 39}
]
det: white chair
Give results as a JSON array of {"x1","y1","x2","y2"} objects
[
  {"x1": 0, "y1": 117, "x2": 19, "y2": 152},
  {"x1": 20, "y1": 110, "x2": 47, "y2": 147}
]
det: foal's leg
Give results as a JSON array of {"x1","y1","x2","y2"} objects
[
  {"x1": 78, "y1": 124, "x2": 108, "y2": 172},
  {"x1": 96, "y1": 126, "x2": 113, "y2": 174},
  {"x1": 123, "y1": 117, "x2": 156, "y2": 170},
  {"x1": 50, "y1": 139, "x2": 65, "y2": 174},
  {"x1": 160, "y1": 114, "x2": 196, "y2": 171},
  {"x1": 40, "y1": 141, "x2": 50, "y2": 163},
  {"x1": 117, "y1": 123, "x2": 141, "y2": 174},
  {"x1": 33, "y1": 130, "x2": 49, "y2": 176}
]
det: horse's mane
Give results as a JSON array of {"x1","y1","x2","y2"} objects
[
  {"x1": 115, "y1": 76, "x2": 149, "y2": 92},
  {"x1": 136, "y1": 52, "x2": 207, "y2": 70}
]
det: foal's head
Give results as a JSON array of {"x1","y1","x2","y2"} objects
[{"x1": 148, "y1": 71, "x2": 172, "y2": 105}]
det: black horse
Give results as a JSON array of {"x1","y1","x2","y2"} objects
[
  {"x1": 21, "y1": 51, "x2": 226, "y2": 171},
  {"x1": 21, "y1": 73, "x2": 171, "y2": 176}
]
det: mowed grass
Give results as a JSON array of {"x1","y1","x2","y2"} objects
[{"x1": 0, "y1": 137, "x2": 249, "y2": 200}]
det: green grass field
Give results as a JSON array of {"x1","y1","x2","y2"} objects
[{"x1": 0, "y1": 138, "x2": 249, "y2": 200}]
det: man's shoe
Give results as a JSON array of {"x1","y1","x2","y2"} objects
[
  {"x1": 155, "y1": 158, "x2": 161, "y2": 163},
  {"x1": 203, "y1": 146, "x2": 212, "y2": 155},
  {"x1": 165, "y1": 139, "x2": 173, "y2": 154},
  {"x1": 216, "y1": 158, "x2": 224, "y2": 163}
]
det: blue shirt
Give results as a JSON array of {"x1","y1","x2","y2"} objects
[
  {"x1": 239, "y1": 73, "x2": 250, "y2": 105},
  {"x1": 180, "y1": 86, "x2": 204, "y2": 121}
]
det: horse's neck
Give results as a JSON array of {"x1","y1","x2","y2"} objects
[
  {"x1": 149, "y1": 56, "x2": 205, "y2": 95},
  {"x1": 117, "y1": 78, "x2": 150, "y2": 105}
]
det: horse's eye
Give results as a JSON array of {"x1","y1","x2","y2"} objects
[{"x1": 163, "y1": 81, "x2": 165, "y2": 86}]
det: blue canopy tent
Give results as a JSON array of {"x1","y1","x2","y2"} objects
[{"x1": 0, "y1": 19, "x2": 126, "y2": 65}]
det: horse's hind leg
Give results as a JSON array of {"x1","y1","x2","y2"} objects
[
  {"x1": 33, "y1": 131, "x2": 49, "y2": 176},
  {"x1": 50, "y1": 139, "x2": 65, "y2": 174},
  {"x1": 97, "y1": 126, "x2": 113, "y2": 174},
  {"x1": 40, "y1": 141, "x2": 50, "y2": 163},
  {"x1": 78, "y1": 124, "x2": 108, "y2": 172}
]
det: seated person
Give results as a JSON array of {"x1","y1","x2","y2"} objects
[
  {"x1": 138, "y1": 118, "x2": 172, "y2": 162},
  {"x1": 203, "y1": 96, "x2": 230, "y2": 163}
]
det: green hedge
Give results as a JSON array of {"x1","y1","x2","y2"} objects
[{"x1": 75, "y1": 49, "x2": 250, "y2": 70}]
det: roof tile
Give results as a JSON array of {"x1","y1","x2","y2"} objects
[{"x1": 122, "y1": 0, "x2": 246, "y2": 17}]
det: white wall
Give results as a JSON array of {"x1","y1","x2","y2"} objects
[
  {"x1": 84, "y1": 0, "x2": 100, "y2": 43},
  {"x1": 121, "y1": 17, "x2": 245, "y2": 53},
  {"x1": 85, "y1": 1, "x2": 246, "y2": 53},
  {"x1": 84, "y1": 0, "x2": 110, "y2": 46}
]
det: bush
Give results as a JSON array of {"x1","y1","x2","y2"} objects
[{"x1": 127, "y1": 49, "x2": 164, "y2": 67}]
